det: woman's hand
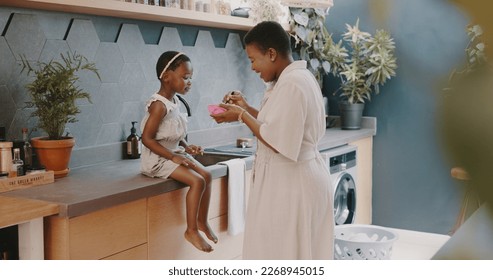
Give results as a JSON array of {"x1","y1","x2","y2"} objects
[
  {"x1": 210, "y1": 103, "x2": 244, "y2": 124},
  {"x1": 185, "y1": 145, "x2": 203, "y2": 156},
  {"x1": 171, "y1": 154, "x2": 196, "y2": 167},
  {"x1": 223, "y1": 90, "x2": 249, "y2": 110}
]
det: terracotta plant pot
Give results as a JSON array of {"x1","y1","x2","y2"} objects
[{"x1": 31, "y1": 137, "x2": 75, "y2": 179}]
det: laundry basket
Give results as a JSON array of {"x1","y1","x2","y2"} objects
[{"x1": 334, "y1": 224, "x2": 398, "y2": 260}]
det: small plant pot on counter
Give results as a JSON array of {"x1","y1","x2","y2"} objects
[
  {"x1": 31, "y1": 137, "x2": 75, "y2": 179},
  {"x1": 339, "y1": 102, "x2": 364, "y2": 130}
]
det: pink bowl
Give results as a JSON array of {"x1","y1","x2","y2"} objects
[{"x1": 208, "y1": 104, "x2": 226, "y2": 115}]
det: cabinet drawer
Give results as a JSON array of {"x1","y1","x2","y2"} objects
[
  {"x1": 70, "y1": 199, "x2": 147, "y2": 259},
  {"x1": 102, "y1": 244, "x2": 148, "y2": 260},
  {"x1": 45, "y1": 199, "x2": 147, "y2": 259}
]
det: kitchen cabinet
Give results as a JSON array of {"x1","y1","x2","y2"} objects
[
  {"x1": 1, "y1": 0, "x2": 257, "y2": 31},
  {"x1": 44, "y1": 199, "x2": 147, "y2": 259},
  {"x1": 43, "y1": 170, "x2": 252, "y2": 260},
  {"x1": 350, "y1": 137, "x2": 373, "y2": 224},
  {"x1": 148, "y1": 171, "x2": 251, "y2": 260}
]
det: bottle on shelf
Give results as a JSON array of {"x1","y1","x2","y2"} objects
[
  {"x1": 127, "y1": 121, "x2": 141, "y2": 159},
  {"x1": 21, "y1": 128, "x2": 32, "y2": 172},
  {"x1": 0, "y1": 126, "x2": 5, "y2": 141},
  {"x1": 215, "y1": 0, "x2": 231, "y2": 15},
  {"x1": 166, "y1": 0, "x2": 181, "y2": 8},
  {"x1": 0, "y1": 142, "x2": 13, "y2": 176},
  {"x1": 195, "y1": 0, "x2": 203, "y2": 12},
  {"x1": 11, "y1": 148, "x2": 24, "y2": 177}
]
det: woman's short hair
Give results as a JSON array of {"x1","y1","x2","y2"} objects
[
  {"x1": 156, "y1": 51, "x2": 191, "y2": 79},
  {"x1": 243, "y1": 21, "x2": 291, "y2": 57}
]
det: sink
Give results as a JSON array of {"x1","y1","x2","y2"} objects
[
  {"x1": 204, "y1": 143, "x2": 256, "y2": 156},
  {"x1": 193, "y1": 153, "x2": 248, "y2": 167}
]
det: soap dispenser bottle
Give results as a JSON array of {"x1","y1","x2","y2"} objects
[{"x1": 127, "y1": 121, "x2": 141, "y2": 159}]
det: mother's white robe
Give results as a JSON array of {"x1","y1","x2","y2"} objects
[{"x1": 242, "y1": 61, "x2": 334, "y2": 260}]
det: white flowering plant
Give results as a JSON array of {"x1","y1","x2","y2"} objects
[
  {"x1": 324, "y1": 19, "x2": 397, "y2": 104},
  {"x1": 247, "y1": 0, "x2": 285, "y2": 24}
]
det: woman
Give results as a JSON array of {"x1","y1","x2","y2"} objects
[{"x1": 211, "y1": 21, "x2": 334, "y2": 259}]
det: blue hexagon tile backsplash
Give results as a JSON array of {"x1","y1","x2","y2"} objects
[{"x1": 0, "y1": 7, "x2": 263, "y2": 167}]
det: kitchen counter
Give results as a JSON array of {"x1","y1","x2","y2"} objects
[{"x1": 1, "y1": 122, "x2": 376, "y2": 219}]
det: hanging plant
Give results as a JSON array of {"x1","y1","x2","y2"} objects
[
  {"x1": 444, "y1": 24, "x2": 488, "y2": 93},
  {"x1": 289, "y1": 7, "x2": 332, "y2": 87}
]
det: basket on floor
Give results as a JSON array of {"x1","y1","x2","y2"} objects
[{"x1": 334, "y1": 224, "x2": 398, "y2": 260}]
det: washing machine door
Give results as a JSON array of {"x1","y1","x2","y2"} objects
[{"x1": 334, "y1": 173, "x2": 356, "y2": 225}]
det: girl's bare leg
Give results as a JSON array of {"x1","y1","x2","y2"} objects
[
  {"x1": 170, "y1": 166, "x2": 212, "y2": 252},
  {"x1": 194, "y1": 168, "x2": 218, "y2": 243}
]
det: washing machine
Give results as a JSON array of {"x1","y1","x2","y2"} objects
[{"x1": 321, "y1": 145, "x2": 357, "y2": 225}]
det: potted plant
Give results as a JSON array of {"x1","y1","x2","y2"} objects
[
  {"x1": 20, "y1": 51, "x2": 100, "y2": 178},
  {"x1": 444, "y1": 24, "x2": 487, "y2": 93},
  {"x1": 246, "y1": 0, "x2": 285, "y2": 24},
  {"x1": 289, "y1": 7, "x2": 333, "y2": 87},
  {"x1": 324, "y1": 19, "x2": 397, "y2": 129},
  {"x1": 440, "y1": 23, "x2": 489, "y2": 194}
]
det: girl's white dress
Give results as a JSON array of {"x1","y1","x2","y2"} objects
[
  {"x1": 242, "y1": 61, "x2": 334, "y2": 260},
  {"x1": 140, "y1": 93, "x2": 188, "y2": 178}
]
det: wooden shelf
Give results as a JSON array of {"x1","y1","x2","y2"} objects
[{"x1": 1, "y1": 0, "x2": 256, "y2": 31}]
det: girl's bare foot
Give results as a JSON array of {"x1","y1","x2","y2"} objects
[
  {"x1": 198, "y1": 222, "x2": 218, "y2": 244},
  {"x1": 184, "y1": 230, "x2": 213, "y2": 252}
]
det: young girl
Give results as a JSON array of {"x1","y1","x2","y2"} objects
[{"x1": 140, "y1": 51, "x2": 217, "y2": 253}]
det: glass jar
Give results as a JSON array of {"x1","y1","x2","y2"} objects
[
  {"x1": 0, "y1": 142, "x2": 12, "y2": 175},
  {"x1": 216, "y1": 0, "x2": 231, "y2": 15},
  {"x1": 195, "y1": 0, "x2": 203, "y2": 12},
  {"x1": 166, "y1": 0, "x2": 181, "y2": 8},
  {"x1": 203, "y1": 1, "x2": 211, "y2": 13}
]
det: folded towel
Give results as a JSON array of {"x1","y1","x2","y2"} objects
[{"x1": 219, "y1": 158, "x2": 246, "y2": 236}]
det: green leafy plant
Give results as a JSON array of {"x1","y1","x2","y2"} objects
[
  {"x1": 324, "y1": 19, "x2": 397, "y2": 103},
  {"x1": 289, "y1": 7, "x2": 332, "y2": 87},
  {"x1": 444, "y1": 24, "x2": 488, "y2": 93},
  {"x1": 20, "y1": 52, "x2": 100, "y2": 140}
]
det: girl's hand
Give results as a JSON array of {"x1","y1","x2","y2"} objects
[
  {"x1": 171, "y1": 154, "x2": 195, "y2": 167},
  {"x1": 185, "y1": 145, "x2": 203, "y2": 156},
  {"x1": 223, "y1": 90, "x2": 249, "y2": 109},
  {"x1": 211, "y1": 103, "x2": 244, "y2": 124}
]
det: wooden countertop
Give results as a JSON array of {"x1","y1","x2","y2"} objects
[
  {"x1": 2, "y1": 124, "x2": 376, "y2": 219},
  {"x1": 1, "y1": 157, "x2": 253, "y2": 218},
  {"x1": 0, "y1": 196, "x2": 59, "y2": 228}
]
